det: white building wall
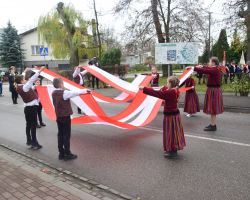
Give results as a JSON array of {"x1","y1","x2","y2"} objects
[
  {"x1": 21, "y1": 30, "x2": 55, "y2": 61},
  {"x1": 20, "y1": 29, "x2": 69, "y2": 69}
]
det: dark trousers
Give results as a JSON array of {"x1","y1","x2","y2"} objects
[
  {"x1": 92, "y1": 75, "x2": 99, "y2": 89},
  {"x1": 56, "y1": 116, "x2": 71, "y2": 155},
  {"x1": 0, "y1": 82, "x2": 2, "y2": 94},
  {"x1": 36, "y1": 103, "x2": 43, "y2": 124},
  {"x1": 24, "y1": 106, "x2": 38, "y2": 146},
  {"x1": 11, "y1": 90, "x2": 18, "y2": 104}
]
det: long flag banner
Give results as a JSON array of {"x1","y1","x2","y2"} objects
[{"x1": 33, "y1": 67, "x2": 193, "y2": 129}]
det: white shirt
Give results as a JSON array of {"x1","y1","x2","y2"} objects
[
  {"x1": 21, "y1": 72, "x2": 40, "y2": 107},
  {"x1": 54, "y1": 88, "x2": 89, "y2": 100},
  {"x1": 73, "y1": 68, "x2": 88, "y2": 85}
]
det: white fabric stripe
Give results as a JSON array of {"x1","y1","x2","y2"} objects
[
  {"x1": 114, "y1": 75, "x2": 146, "y2": 100},
  {"x1": 86, "y1": 65, "x2": 138, "y2": 93},
  {"x1": 179, "y1": 67, "x2": 194, "y2": 86}
]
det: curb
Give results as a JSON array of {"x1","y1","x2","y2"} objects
[{"x1": 0, "y1": 143, "x2": 136, "y2": 200}]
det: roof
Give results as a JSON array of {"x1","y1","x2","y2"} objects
[{"x1": 19, "y1": 27, "x2": 37, "y2": 36}]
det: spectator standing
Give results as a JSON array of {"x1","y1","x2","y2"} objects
[
  {"x1": 8, "y1": 66, "x2": 18, "y2": 104},
  {"x1": 88, "y1": 57, "x2": 100, "y2": 89}
]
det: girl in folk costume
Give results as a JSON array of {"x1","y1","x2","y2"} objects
[
  {"x1": 140, "y1": 76, "x2": 185, "y2": 158},
  {"x1": 194, "y1": 57, "x2": 224, "y2": 131},
  {"x1": 73, "y1": 66, "x2": 88, "y2": 114},
  {"x1": 151, "y1": 66, "x2": 160, "y2": 87},
  {"x1": 183, "y1": 75, "x2": 200, "y2": 117}
]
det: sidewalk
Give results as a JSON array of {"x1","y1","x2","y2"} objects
[{"x1": 0, "y1": 145, "x2": 133, "y2": 200}]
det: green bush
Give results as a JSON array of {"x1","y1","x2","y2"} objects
[
  {"x1": 101, "y1": 48, "x2": 122, "y2": 66},
  {"x1": 232, "y1": 74, "x2": 250, "y2": 96},
  {"x1": 128, "y1": 64, "x2": 150, "y2": 72},
  {"x1": 58, "y1": 70, "x2": 73, "y2": 80}
]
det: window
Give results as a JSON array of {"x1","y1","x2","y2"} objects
[{"x1": 31, "y1": 45, "x2": 44, "y2": 55}]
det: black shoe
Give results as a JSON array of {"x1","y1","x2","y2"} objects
[
  {"x1": 64, "y1": 153, "x2": 77, "y2": 161},
  {"x1": 58, "y1": 154, "x2": 64, "y2": 160},
  {"x1": 205, "y1": 124, "x2": 212, "y2": 129},
  {"x1": 31, "y1": 144, "x2": 42, "y2": 150},
  {"x1": 40, "y1": 122, "x2": 46, "y2": 127},
  {"x1": 164, "y1": 151, "x2": 178, "y2": 158},
  {"x1": 204, "y1": 125, "x2": 217, "y2": 131},
  {"x1": 36, "y1": 124, "x2": 41, "y2": 128},
  {"x1": 13, "y1": 102, "x2": 18, "y2": 104},
  {"x1": 26, "y1": 141, "x2": 32, "y2": 147}
]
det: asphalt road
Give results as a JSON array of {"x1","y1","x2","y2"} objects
[{"x1": 0, "y1": 86, "x2": 250, "y2": 200}]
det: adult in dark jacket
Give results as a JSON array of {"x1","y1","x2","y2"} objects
[
  {"x1": 8, "y1": 66, "x2": 18, "y2": 104},
  {"x1": 88, "y1": 57, "x2": 100, "y2": 89}
]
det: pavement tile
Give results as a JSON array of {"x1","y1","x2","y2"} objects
[{"x1": 0, "y1": 145, "x2": 132, "y2": 200}]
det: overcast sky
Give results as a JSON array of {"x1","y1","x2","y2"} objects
[{"x1": 0, "y1": 0, "x2": 227, "y2": 41}]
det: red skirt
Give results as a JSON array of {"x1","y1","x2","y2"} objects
[
  {"x1": 163, "y1": 114, "x2": 186, "y2": 152},
  {"x1": 184, "y1": 90, "x2": 200, "y2": 114},
  {"x1": 204, "y1": 87, "x2": 224, "y2": 115}
]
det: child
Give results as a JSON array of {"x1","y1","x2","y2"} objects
[
  {"x1": 34, "y1": 78, "x2": 46, "y2": 128},
  {"x1": 141, "y1": 76, "x2": 185, "y2": 158},
  {"x1": 183, "y1": 75, "x2": 200, "y2": 117},
  {"x1": 194, "y1": 57, "x2": 224, "y2": 131},
  {"x1": 52, "y1": 78, "x2": 90, "y2": 161},
  {"x1": 15, "y1": 67, "x2": 45, "y2": 149},
  {"x1": 151, "y1": 66, "x2": 160, "y2": 87},
  {"x1": 73, "y1": 66, "x2": 88, "y2": 114}
]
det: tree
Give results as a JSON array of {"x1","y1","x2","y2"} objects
[
  {"x1": 93, "y1": 0, "x2": 102, "y2": 58},
  {"x1": 38, "y1": 2, "x2": 88, "y2": 67},
  {"x1": 211, "y1": 29, "x2": 230, "y2": 62},
  {"x1": 199, "y1": 40, "x2": 210, "y2": 64},
  {"x1": 230, "y1": 30, "x2": 246, "y2": 63},
  {"x1": 0, "y1": 22, "x2": 24, "y2": 69},
  {"x1": 114, "y1": 0, "x2": 208, "y2": 76},
  {"x1": 224, "y1": 0, "x2": 250, "y2": 60}
]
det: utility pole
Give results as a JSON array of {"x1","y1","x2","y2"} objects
[
  {"x1": 208, "y1": 12, "x2": 211, "y2": 59},
  {"x1": 93, "y1": 0, "x2": 102, "y2": 58}
]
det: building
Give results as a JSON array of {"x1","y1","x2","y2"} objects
[
  {"x1": 121, "y1": 52, "x2": 155, "y2": 67},
  {"x1": 20, "y1": 27, "x2": 70, "y2": 70}
]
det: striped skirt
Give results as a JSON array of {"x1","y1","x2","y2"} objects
[
  {"x1": 163, "y1": 114, "x2": 186, "y2": 152},
  {"x1": 204, "y1": 87, "x2": 224, "y2": 115},
  {"x1": 184, "y1": 91, "x2": 200, "y2": 114}
]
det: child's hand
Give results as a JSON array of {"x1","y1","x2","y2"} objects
[
  {"x1": 139, "y1": 86, "x2": 144, "y2": 90},
  {"x1": 86, "y1": 89, "x2": 91, "y2": 94},
  {"x1": 39, "y1": 66, "x2": 46, "y2": 72}
]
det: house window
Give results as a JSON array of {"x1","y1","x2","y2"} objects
[{"x1": 31, "y1": 45, "x2": 44, "y2": 55}]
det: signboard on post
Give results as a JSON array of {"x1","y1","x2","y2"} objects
[
  {"x1": 155, "y1": 42, "x2": 199, "y2": 64},
  {"x1": 40, "y1": 47, "x2": 49, "y2": 56}
]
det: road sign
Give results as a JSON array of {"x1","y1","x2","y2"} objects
[
  {"x1": 155, "y1": 42, "x2": 199, "y2": 64},
  {"x1": 40, "y1": 47, "x2": 49, "y2": 56}
]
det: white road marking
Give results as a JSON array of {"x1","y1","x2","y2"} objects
[{"x1": 142, "y1": 127, "x2": 250, "y2": 147}]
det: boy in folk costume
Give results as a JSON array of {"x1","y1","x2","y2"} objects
[
  {"x1": 140, "y1": 76, "x2": 185, "y2": 158},
  {"x1": 183, "y1": 75, "x2": 200, "y2": 117},
  {"x1": 15, "y1": 67, "x2": 45, "y2": 149},
  {"x1": 73, "y1": 66, "x2": 88, "y2": 114},
  {"x1": 194, "y1": 57, "x2": 224, "y2": 131},
  {"x1": 52, "y1": 78, "x2": 90, "y2": 161},
  {"x1": 150, "y1": 66, "x2": 160, "y2": 87}
]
